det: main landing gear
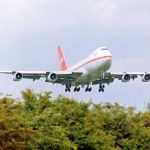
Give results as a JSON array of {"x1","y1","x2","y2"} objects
[
  {"x1": 65, "y1": 84, "x2": 71, "y2": 92},
  {"x1": 74, "y1": 87, "x2": 80, "y2": 92},
  {"x1": 65, "y1": 84, "x2": 81, "y2": 92},
  {"x1": 65, "y1": 84, "x2": 105, "y2": 93},
  {"x1": 99, "y1": 84, "x2": 105, "y2": 92},
  {"x1": 85, "y1": 85, "x2": 92, "y2": 92}
]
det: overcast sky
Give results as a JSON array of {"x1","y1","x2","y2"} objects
[{"x1": 0, "y1": 0, "x2": 150, "y2": 111}]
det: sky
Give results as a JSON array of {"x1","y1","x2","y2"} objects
[{"x1": 0, "y1": 0, "x2": 150, "y2": 111}]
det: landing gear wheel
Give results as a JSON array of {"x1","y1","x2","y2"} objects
[
  {"x1": 99, "y1": 84, "x2": 105, "y2": 93},
  {"x1": 65, "y1": 88, "x2": 71, "y2": 92},
  {"x1": 85, "y1": 86, "x2": 92, "y2": 92},
  {"x1": 77, "y1": 87, "x2": 80, "y2": 92},
  {"x1": 65, "y1": 84, "x2": 71, "y2": 92},
  {"x1": 74, "y1": 87, "x2": 80, "y2": 92},
  {"x1": 89, "y1": 87, "x2": 92, "y2": 92}
]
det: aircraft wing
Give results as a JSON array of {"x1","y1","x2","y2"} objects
[
  {"x1": 92, "y1": 72, "x2": 150, "y2": 85},
  {"x1": 106, "y1": 72, "x2": 150, "y2": 79},
  {"x1": 0, "y1": 71, "x2": 47, "y2": 80},
  {"x1": 0, "y1": 71, "x2": 83, "y2": 84},
  {"x1": 1, "y1": 71, "x2": 150, "y2": 86}
]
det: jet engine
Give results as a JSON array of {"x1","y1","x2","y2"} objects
[
  {"x1": 47, "y1": 73, "x2": 58, "y2": 82},
  {"x1": 142, "y1": 73, "x2": 150, "y2": 82},
  {"x1": 13, "y1": 72, "x2": 23, "y2": 81},
  {"x1": 121, "y1": 73, "x2": 131, "y2": 82}
]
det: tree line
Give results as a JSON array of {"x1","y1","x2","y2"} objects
[{"x1": 0, "y1": 89, "x2": 150, "y2": 149}]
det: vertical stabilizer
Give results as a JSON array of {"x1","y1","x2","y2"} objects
[{"x1": 58, "y1": 46, "x2": 68, "y2": 71}]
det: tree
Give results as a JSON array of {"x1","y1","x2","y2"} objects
[
  {"x1": 0, "y1": 89, "x2": 150, "y2": 149},
  {"x1": 0, "y1": 96, "x2": 39, "y2": 149}
]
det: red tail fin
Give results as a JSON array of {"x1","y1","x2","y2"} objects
[{"x1": 58, "y1": 46, "x2": 68, "y2": 71}]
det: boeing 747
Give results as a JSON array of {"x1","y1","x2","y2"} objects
[{"x1": 0, "y1": 46, "x2": 150, "y2": 92}]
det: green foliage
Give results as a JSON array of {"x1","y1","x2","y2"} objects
[
  {"x1": 0, "y1": 89, "x2": 150, "y2": 149},
  {"x1": 0, "y1": 96, "x2": 38, "y2": 149}
]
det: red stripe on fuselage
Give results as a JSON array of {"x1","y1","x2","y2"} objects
[{"x1": 73, "y1": 56, "x2": 112, "y2": 71}]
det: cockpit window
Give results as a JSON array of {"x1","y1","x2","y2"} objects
[
  {"x1": 100, "y1": 47, "x2": 108, "y2": 50},
  {"x1": 92, "y1": 47, "x2": 108, "y2": 56}
]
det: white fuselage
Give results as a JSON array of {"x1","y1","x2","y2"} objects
[{"x1": 68, "y1": 47, "x2": 112, "y2": 85}]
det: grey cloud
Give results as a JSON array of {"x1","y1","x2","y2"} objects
[{"x1": 0, "y1": 0, "x2": 150, "y2": 110}]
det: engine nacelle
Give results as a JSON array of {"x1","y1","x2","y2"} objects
[
  {"x1": 121, "y1": 74, "x2": 131, "y2": 82},
  {"x1": 13, "y1": 72, "x2": 23, "y2": 81},
  {"x1": 46, "y1": 73, "x2": 58, "y2": 82},
  {"x1": 142, "y1": 73, "x2": 150, "y2": 82}
]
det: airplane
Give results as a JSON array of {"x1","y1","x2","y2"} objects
[{"x1": 0, "y1": 46, "x2": 150, "y2": 92}]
